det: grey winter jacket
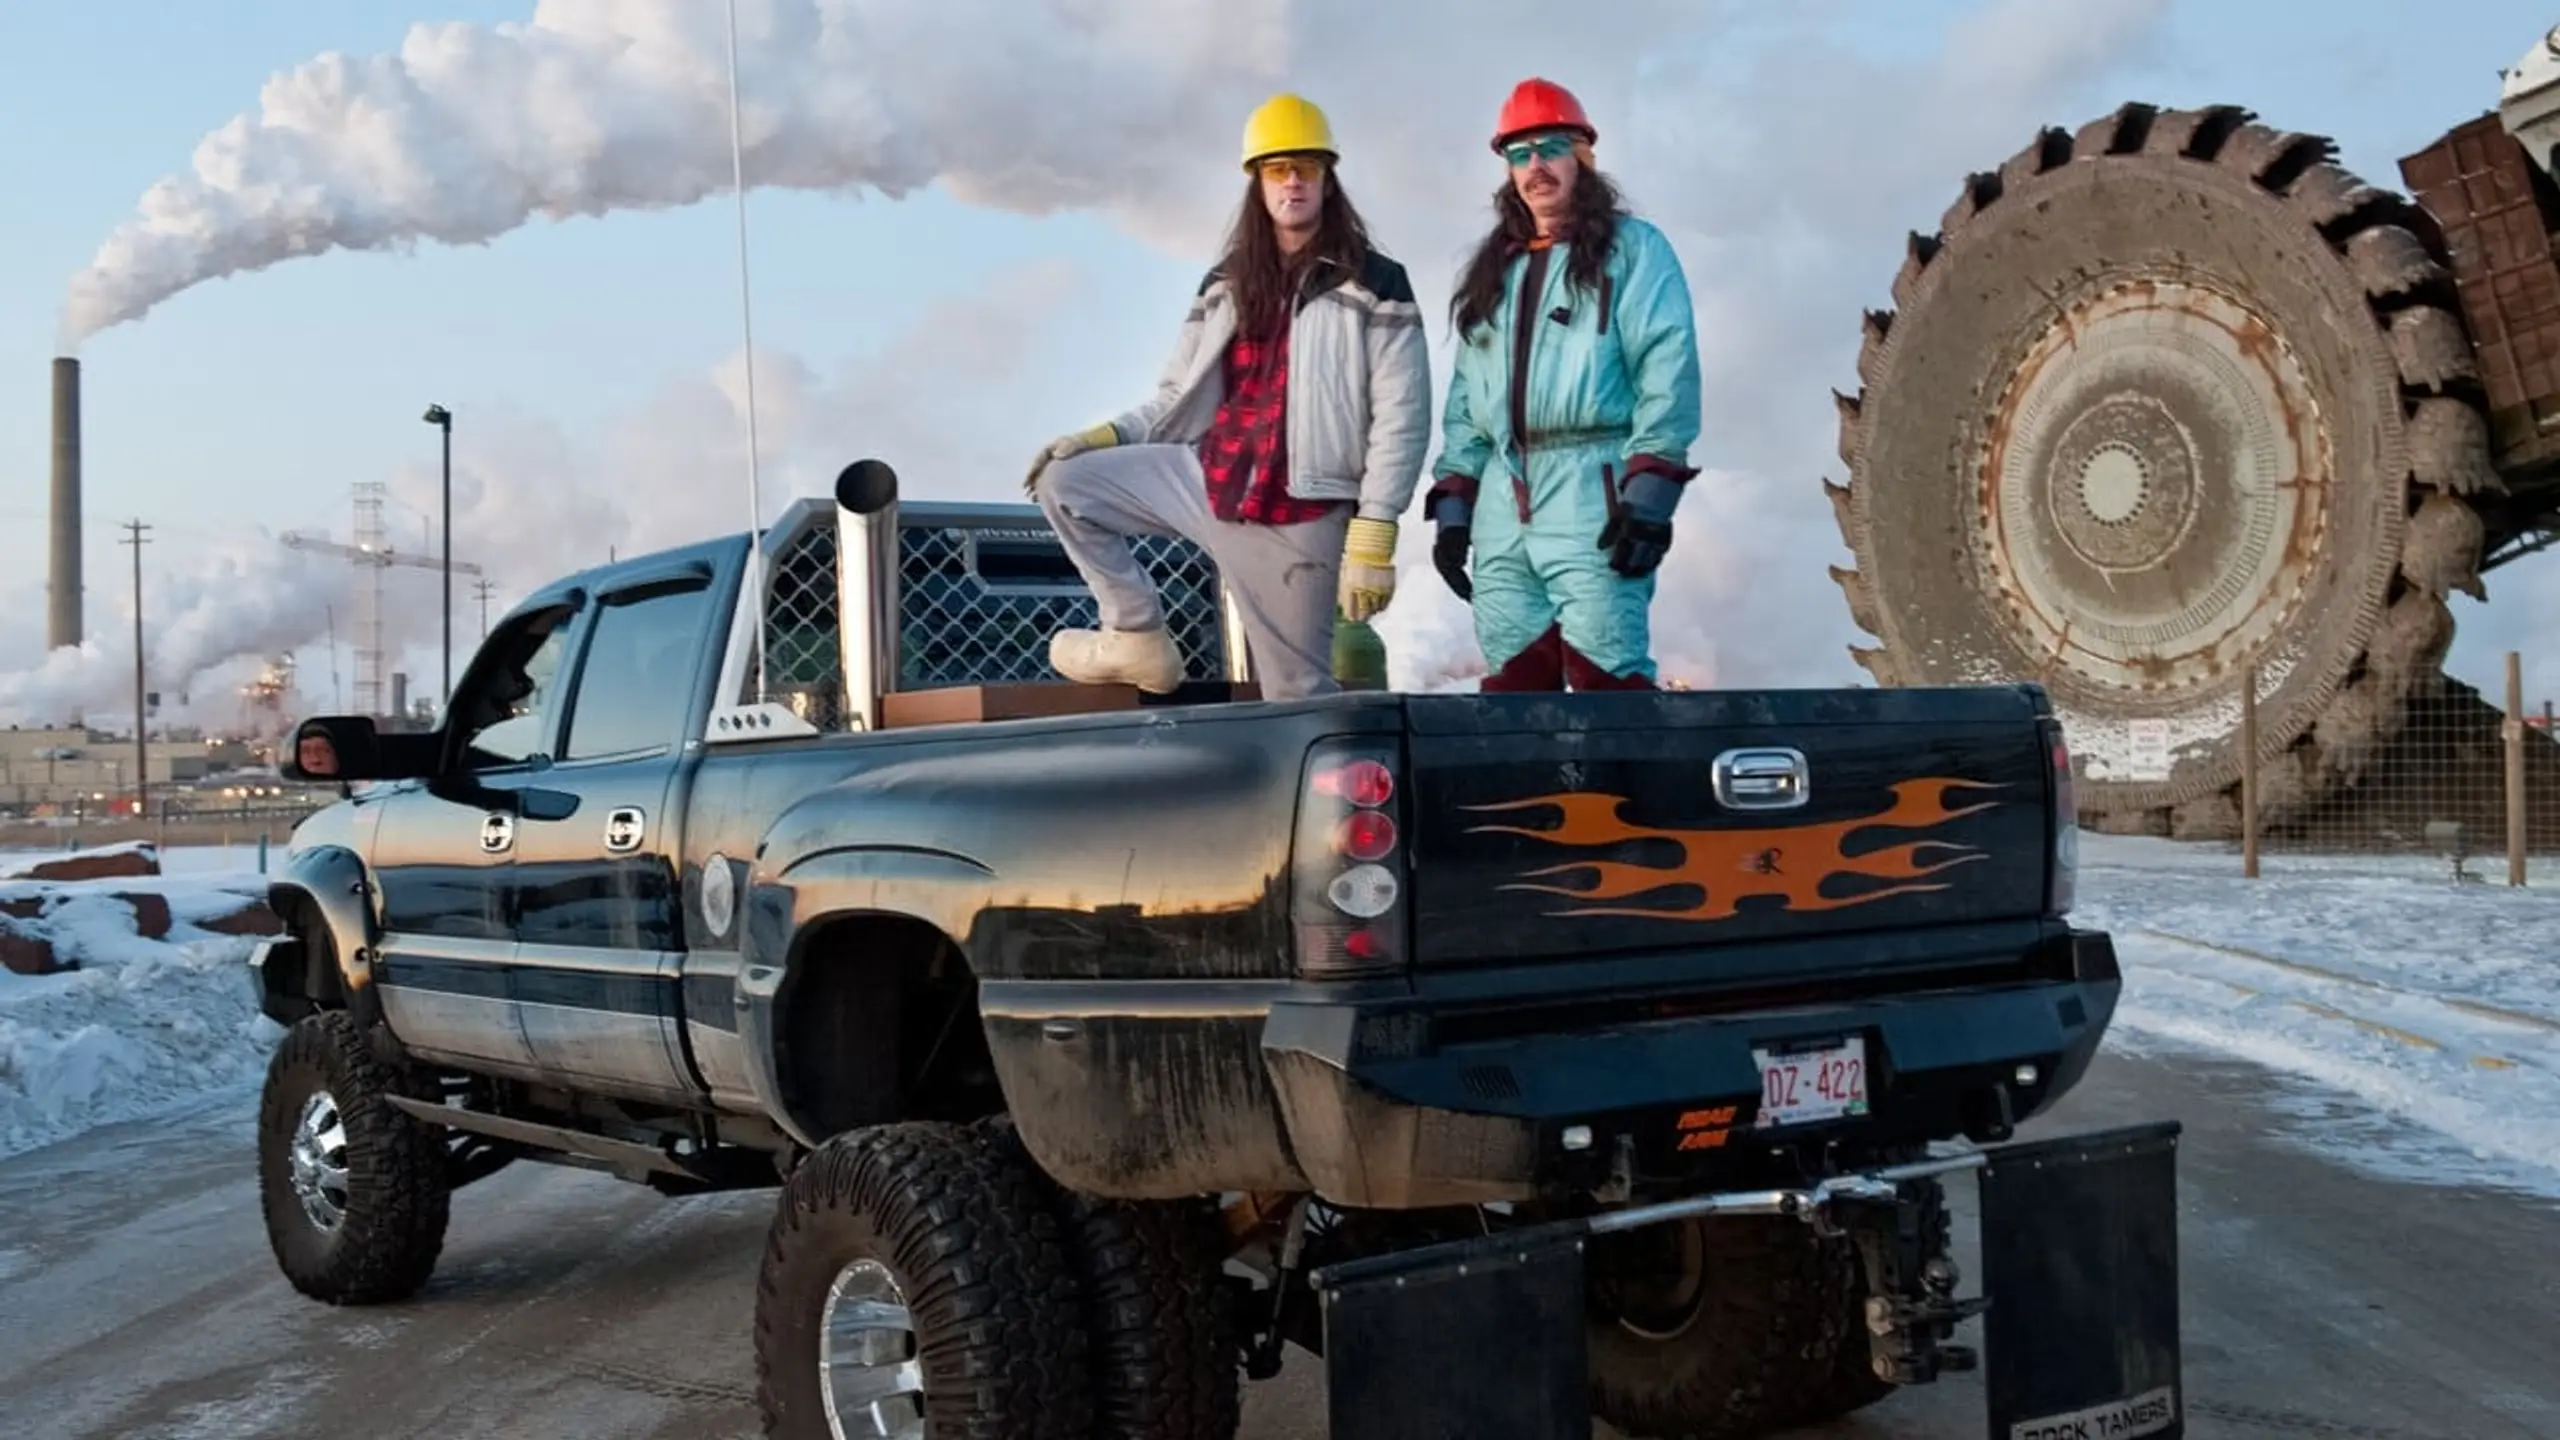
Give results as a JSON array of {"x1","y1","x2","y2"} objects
[{"x1": 1106, "y1": 250, "x2": 1433, "y2": 523}]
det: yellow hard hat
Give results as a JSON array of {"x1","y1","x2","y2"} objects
[{"x1": 1240, "y1": 93, "x2": 1337, "y2": 171}]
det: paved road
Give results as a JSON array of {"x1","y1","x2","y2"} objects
[{"x1": 1, "y1": 1044, "x2": 2556, "y2": 1439}]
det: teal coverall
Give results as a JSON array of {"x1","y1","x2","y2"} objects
[{"x1": 1428, "y1": 214, "x2": 1702, "y2": 687}]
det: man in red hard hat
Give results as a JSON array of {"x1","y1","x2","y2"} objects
[
  {"x1": 1024, "y1": 94, "x2": 1432, "y2": 700},
  {"x1": 1423, "y1": 77, "x2": 1703, "y2": 690}
]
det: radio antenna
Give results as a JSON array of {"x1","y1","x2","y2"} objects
[{"x1": 724, "y1": 0, "x2": 768, "y2": 704}]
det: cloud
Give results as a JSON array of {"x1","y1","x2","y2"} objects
[{"x1": 369, "y1": 256, "x2": 1096, "y2": 647}]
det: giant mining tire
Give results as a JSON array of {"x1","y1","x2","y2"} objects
[{"x1": 1830, "y1": 103, "x2": 2502, "y2": 836}]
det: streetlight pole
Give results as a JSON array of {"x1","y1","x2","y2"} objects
[
  {"x1": 423, "y1": 403, "x2": 453, "y2": 709},
  {"x1": 123, "y1": 519, "x2": 150, "y2": 820}
]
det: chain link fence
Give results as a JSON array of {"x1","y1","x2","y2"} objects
[{"x1": 2234, "y1": 650, "x2": 2555, "y2": 884}]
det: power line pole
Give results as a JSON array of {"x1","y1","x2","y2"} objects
[
  {"x1": 122, "y1": 519, "x2": 150, "y2": 821},
  {"x1": 473, "y1": 577, "x2": 495, "y2": 638}
]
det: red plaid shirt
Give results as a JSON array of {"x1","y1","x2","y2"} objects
[{"x1": 1198, "y1": 299, "x2": 1346, "y2": 525}]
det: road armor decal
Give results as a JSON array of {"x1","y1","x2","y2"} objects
[
  {"x1": 1674, "y1": 1104, "x2": 1738, "y2": 1152},
  {"x1": 1461, "y1": 778, "x2": 2003, "y2": 920}
]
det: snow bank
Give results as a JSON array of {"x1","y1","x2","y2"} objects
[{"x1": 0, "y1": 858, "x2": 283, "y2": 1161}]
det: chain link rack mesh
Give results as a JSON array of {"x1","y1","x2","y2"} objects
[
  {"x1": 892, "y1": 504, "x2": 1229, "y2": 688},
  {"x1": 762, "y1": 514, "x2": 844, "y2": 716},
  {"x1": 747, "y1": 497, "x2": 1235, "y2": 731}
]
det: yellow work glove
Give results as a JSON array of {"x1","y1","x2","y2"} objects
[
  {"x1": 1024, "y1": 422, "x2": 1119, "y2": 496},
  {"x1": 1338, "y1": 516, "x2": 1398, "y2": 622}
]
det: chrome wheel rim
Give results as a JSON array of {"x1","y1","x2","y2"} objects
[
  {"x1": 819, "y1": 1258, "x2": 925, "y2": 1439},
  {"x1": 289, "y1": 1090, "x2": 350, "y2": 1232}
]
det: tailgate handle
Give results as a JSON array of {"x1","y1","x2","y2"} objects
[{"x1": 1713, "y1": 748, "x2": 1809, "y2": 811}]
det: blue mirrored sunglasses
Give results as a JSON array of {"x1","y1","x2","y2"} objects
[{"x1": 1502, "y1": 134, "x2": 1577, "y2": 167}]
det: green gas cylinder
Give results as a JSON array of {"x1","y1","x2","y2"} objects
[{"x1": 1332, "y1": 615, "x2": 1389, "y2": 691}]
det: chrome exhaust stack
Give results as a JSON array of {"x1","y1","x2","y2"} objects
[{"x1": 834, "y1": 460, "x2": 901, "y2": 733}]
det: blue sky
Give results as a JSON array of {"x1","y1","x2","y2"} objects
[{"x1": 1, "y1": 0, "x2": 2553, "y2": 727}]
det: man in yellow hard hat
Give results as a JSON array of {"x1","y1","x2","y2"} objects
[{"x1": 1026, "y1": 93, "x2": 1431, "y2": 699}]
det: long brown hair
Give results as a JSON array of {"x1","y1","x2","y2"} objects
[
  {"x1": 1450, "y1": 162, "x2": 1627, "y2": 337},
  {"x1": 1218, "y1": 165, "x2": 1377, "y2": 332}
]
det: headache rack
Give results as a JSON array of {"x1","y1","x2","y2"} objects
[{"x1": 703, "y1": 464, "x2": 1258, "y2": 741}]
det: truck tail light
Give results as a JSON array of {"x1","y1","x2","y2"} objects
[
  {"x1": 2044, "y1": 717, "x2": 2078, "y2": 916},
  {"x1": 1292, "y1": 739, "x2": 1407, "y2": 977}
]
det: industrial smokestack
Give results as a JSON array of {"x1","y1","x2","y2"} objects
[
  {"x1": 48, "y1": 357, "x2": 81, "y2": 651},
  {"x1": 391, "y1": 671, "x2": 408, "y2": 721}
]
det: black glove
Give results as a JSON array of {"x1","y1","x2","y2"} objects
[
  {"x1": 1599, "y1": 513, "x2": 1670, "y2": 577},
  {"x1": 1599, "y1": 467, "x2": 1681, "y2": 577},
  {"x1": 1429, "y1": 492, "x2": 1473, "y2": 601}
]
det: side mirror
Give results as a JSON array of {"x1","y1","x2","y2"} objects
[{"x1": 283, "y1": 715, "x2": 444, "y2": 785}]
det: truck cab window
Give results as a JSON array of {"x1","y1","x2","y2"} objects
[
  {"x1": 562, "y1": 582, "x2": 714, "y2": 760},
  {"x1": 451, "y1": 611, "x2": 573, "y2": 769}
]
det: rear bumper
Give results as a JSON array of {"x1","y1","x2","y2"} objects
[{"x1": 1257, "y1": 929, "x2": 2121, "y2": 1208}]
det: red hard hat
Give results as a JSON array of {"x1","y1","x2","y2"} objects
[{"x1": 1492, "y1": 78, "x2": 1595, "y2": 152}]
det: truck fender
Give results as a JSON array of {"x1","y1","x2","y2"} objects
[
  {"x1": 760, "y1": 843, "x2": 988, "y2": 944},
  {"x1": 735, "y1": 846, "x2": 992, "y2": 1149},
  {"x1": 261, "y1": 844, "x2": 384, "y2": 1029}
]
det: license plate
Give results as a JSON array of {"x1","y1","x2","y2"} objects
[{"x1": 1751, "y1": 1035, "x2": 1869, "y2": 1128}]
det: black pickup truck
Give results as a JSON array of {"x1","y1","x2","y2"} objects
[{"x1": 255, "y1": 461, "x2": 2175, "y2": 1440}]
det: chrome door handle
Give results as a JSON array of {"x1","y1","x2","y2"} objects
[
  {"x1": 1712, "y1": 748, "x2": 1810, "y2": 811},
  {"x1": 479, "y1": 812, "x2": 515, "y2": 854},
  {"x1": 605, "y1": 806, "x2": 646, "y2": 854}
]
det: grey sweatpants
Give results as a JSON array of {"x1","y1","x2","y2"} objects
[{"x1": 1035, "y1": 443, "x2": 1349, "y2": 701}]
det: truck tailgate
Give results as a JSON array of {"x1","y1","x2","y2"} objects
[{"x1": 1403, "y1": 687, "x2": 2055, "y2": 968}]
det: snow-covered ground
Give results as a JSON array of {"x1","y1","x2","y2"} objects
[
  {"x1": 2, "y1": 835, "x2": 2556, "y2": 1204},
  {"x1": 0, "y1": 843, "x2": 281, "y2": 1160},
  {"x1": 2076, "y1": 833, "x2": 2560, "y2": 1200}
]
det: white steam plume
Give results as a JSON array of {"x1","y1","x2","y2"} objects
[
  {"x1": 59, "y1": 0, "x2": 1752, "y2": 347},
  {"x1": 61, "y1": 0, "x2": 1283, "y2": 346},
  {"x1": 0, "y1": 541, "x2": 347, "y2": 729}
]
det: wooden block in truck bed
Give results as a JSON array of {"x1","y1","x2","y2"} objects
[{"x1": 879, "y1": 681, "x2": 1260, "y2": 728}]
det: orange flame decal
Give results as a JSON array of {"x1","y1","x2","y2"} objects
[{"x1": 1462, "y1": 778, "x2": 2002, "y2": 921}]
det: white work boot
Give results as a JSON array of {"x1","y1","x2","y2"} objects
[{"x1": 1050, "y1": 626, "x2": 1184, "y2": 693}]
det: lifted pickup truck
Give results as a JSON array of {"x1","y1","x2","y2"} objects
[{"x1": 257, "y1": 461, "x2": 2180, "y2": 1440}]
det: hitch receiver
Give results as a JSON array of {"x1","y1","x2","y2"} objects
[{"x1": 1309, "y1": 1120, "x2": 2183, "y2": 1440}]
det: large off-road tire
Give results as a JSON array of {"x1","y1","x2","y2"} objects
[
  {"x1": 1584, "y1": 1213, "x2": 1867, "y2": 1439},
  {"x1": 255, "y1": 1009, "x2": 452, "y2": 1305},
  {"x1": 1060, "y1": 1194, "x2": 1242, "y2": 1440},
  {"x1": 753, "y1": 1120, "x2": 1092, "y2": 1440},
  {"x1": 976, "y1": 1116, "x2": 1243, "y2": 1440},
  {"x1": 1829, "y1": 102, "x2": 2501, "y2": 837}
]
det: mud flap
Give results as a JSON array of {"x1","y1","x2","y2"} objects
[
  {"x1": 1312, "y1": 1225, "x2": 1590, "y2": 1440},
  {"x1": 1978, "y1": 1120, "x2": 2185, "y2": 1440}
]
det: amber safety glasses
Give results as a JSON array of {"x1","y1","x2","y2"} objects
[{"x1": 1257, "y1": 156, "x2": 1330, "y2": 182}]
